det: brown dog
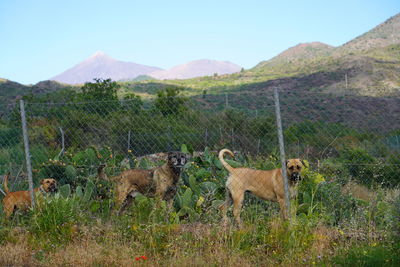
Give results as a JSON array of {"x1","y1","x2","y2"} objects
[
  {"x1": 2, "y1": 173, "x2": 58, "y2": 219},
  {"x1": 219, "y1": 149, "x2": 305, "y2": 225},
  {"x1": 98, "y1": 151, "x2": 187, "y2": 215}
]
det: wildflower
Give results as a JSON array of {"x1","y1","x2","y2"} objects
[
  {"x1": 196, "y1": 196, "x2": 205, "y2": 207},
  {"x1": 371, "y1": 242, "x2": 377, "y2": 247},
  {"x1": 141, "y1": 256, "x2": 148, "y2": 260},
  {"x1": 128, "y1": 149, "x2": 132, "y2": 153},
  {"x1": 135, "y1": 257, "x2": 140, "y2": 261},
  {"x1": 339, "y1": 230, "x2": 344, "y2": 235}
]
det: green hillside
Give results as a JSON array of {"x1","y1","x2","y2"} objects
[
  {"x1": 0, "y1": 79, "x2": 72, "y2": 112},
  {"x1": 1, "y1": 13, "x2": 399, "y2": 113}
]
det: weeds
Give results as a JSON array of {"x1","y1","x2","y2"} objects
[{"x1": 1, "y1": 147, "x2": 399, "y2": 266}]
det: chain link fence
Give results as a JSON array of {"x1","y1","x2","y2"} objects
[{"x1": 1, "y1": 88, "x2": 400, "y2": 224}]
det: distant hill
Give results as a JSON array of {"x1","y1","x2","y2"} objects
[
  {"x1": 0, "y1": 79, "x2": 69, "y2": 113},
  {"x1": 256, "y1": 42, "x2": 334, "y2": 67},
  {"x1": 149, "y1": 59, "x2": 241, "y2": 80},
  {"x1": 50, "y1": 51, "x2": 162, "y2": 84},
  {"x1": 248, "y1": 13, "x2": 400, "y2": 96},
  {"x1": 339, "y1": 13, "x2": 400, "y2": 52}
]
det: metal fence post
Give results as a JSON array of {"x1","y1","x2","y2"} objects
[
  {"x1": 273, "y1": 88, "x2": 290, "y2": 220},
  {"x1": 127, "y1": 130, "x2": 131, "y2": 152},
  {"x1": 20, "y1": 100, "x2": 35, "y2": 208},
  {"x1": 204, "y1": 128, "x2": 208, "y2": 148}
]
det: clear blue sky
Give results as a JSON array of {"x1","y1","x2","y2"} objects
[{"x1": 0, "y1": 0, "x2": 398, "y2": 84}]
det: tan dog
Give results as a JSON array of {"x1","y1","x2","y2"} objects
[
  {"x1": 2, "y1": 173, "x2": 58, "y2": 219},
  {"x1": 219, "y1": 149, "x2": 305, "y2": 225},
  {"x1": 98, "y1": 151, "x2": 187, "y2": 215}
]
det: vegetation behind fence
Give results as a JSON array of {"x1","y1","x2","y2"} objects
[{"x1": 0, "y1": 79, "x2": 399, "y2": 266}]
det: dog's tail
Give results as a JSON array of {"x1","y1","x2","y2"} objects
[
  {"x1": 97, "y1": 164, "x2": 109, "y2": 181},
  {"x1": 3, "y1": 172, "x2": 10, "y2": 194},
  {"x1": 218, "y1": 149, "x2": 235, "y2": 174}
]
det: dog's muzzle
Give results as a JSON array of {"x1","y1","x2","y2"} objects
[
  {"x1": 290, "y1": 172, "x2": 301, "y2": 182},
  {"x1": 49, "y1": 184, "x2": 58, "y2": 193}
]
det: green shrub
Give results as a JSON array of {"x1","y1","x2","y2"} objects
[
  {"x1": 30, "y1": 194, "x2": 85, "y2": 245},
  {"x1": 332, "y1": 244, "x2": 400, "y2": 267}
]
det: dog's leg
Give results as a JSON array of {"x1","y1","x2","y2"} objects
[
  {"x1": 118, "y1": 196, "x2": 133, "y2": 215},
  {"x1": 3, "y1": 201, "x2": 14, "y2": 220},
  {"x1": 278, "y1": 197, "x2": 288, "y2": 220},
  {"x1": 231, "y1": 190, "x2": 245, "y2": 227},
  {"x1": 220, "y1": 189, "x2": 233, "y2": 226},
  {"x1": 115, "y1": 181, "x2": 132, "y2": 207},
  {"x1": 118, "y1": 191, "x2": 139, "y2": 215}
]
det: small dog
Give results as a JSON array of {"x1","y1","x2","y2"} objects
[
  {"x1": 98, "y1": 151, "x2": 187, "y2": 215},
  {"x1": 2, "y1": 173, "x2": 58, "y2": 219},
  {"x1": 219, "y1": 149, "x2": 305, "y2": 225}
]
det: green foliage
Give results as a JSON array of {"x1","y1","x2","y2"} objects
[
  {"x1": 81, "y1": 78, "x2": 119, "y2": 102},
  {"x1": 121, "y1": 93, "x2": 143, "y2": 114},
  {"x1": 154, "y1": 86, "x2": 188, "y2": 116},
  {"x1": 80, "y1": 78, "x2": 121, "y2": 113},
  {"x1": 332, "y1": 244, "x2": 400, "y2": 267},
  {"x1": 336, "y1": 147, "x2": 400, "y2": 187},
  {"x1": 30, "y1": 194, "x2": 84, "y2": 245},
  {"x1": 58, "y1": 183, "x2": 71, "y2": 198}
]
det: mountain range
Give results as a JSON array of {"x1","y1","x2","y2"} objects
[
  {"x1": 1, "y1": 13, "x2": 399, "y2": 108},
  {"x1": 50, "y1": 52, "x2": 242, "y2": 84},
  {"x1": 50, "y1": 51, "x2": 162, "y2": 84}
]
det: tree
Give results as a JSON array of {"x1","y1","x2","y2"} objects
[
  {"x1": 154, "y1": 86, "x2": 188, "y2": 116},
  {"x1": 121, "y1": 93, "x2": 143, "y2": 114},
  {"x1": 80, "y1": 78, "x2": 120, "y2": 114}
]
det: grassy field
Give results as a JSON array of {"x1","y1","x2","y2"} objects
[{"x1": 1, "y1": 151, "x2": 399, "y2": 266}]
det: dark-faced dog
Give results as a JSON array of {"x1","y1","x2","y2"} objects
[
  {"x1": 218, "y1": 149, "x2": 305, "y2": 225},
  {"x1": 2, "y1": 173, "x2": 57, "y2": 219},
  {"x1": 98, "y1": 151, "x2": 187, "y2": 215}
]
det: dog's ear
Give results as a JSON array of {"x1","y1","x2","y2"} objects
[
  {"x1": 167, "y1": 152, "x2": 174, "y2": 160},
  {"x1": 40, "y1": 179, "x2": 44, "y2": 185}
]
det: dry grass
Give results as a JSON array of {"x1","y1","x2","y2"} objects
[
  {"x1": 0, "y1": 229, "x2": 261, "y2": 267},
  {"x1": 341, "y1": 180, "x2": 376, "y2": 202},
  {"x1": 310, "y1": 225, "x2": 339, "y2": 256},
  {"x1": 0, "y1": 234, "x2": 36, "y2": 267}
]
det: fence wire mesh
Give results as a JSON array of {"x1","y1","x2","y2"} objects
[{"x1": 1, "y1": 89, "x2": 400, "y2": 227}]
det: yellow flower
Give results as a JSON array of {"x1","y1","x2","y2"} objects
[
  {"x1": 339, "y1": 230, "x2": 344, "y2": 235},
  {"x1": 128, "y1": 149, "x2": 132, "y2": 153},
  {"x1": 196, "y1": 196, "x2": 205, "y2": 207}
]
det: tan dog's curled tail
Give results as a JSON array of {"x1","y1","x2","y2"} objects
[
  {"x1": 218, "y1": 149, "x2": 235, "y2": 174},
  {"x1": 4, "y1": 172, "x2": 10, "y2": 194}
]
